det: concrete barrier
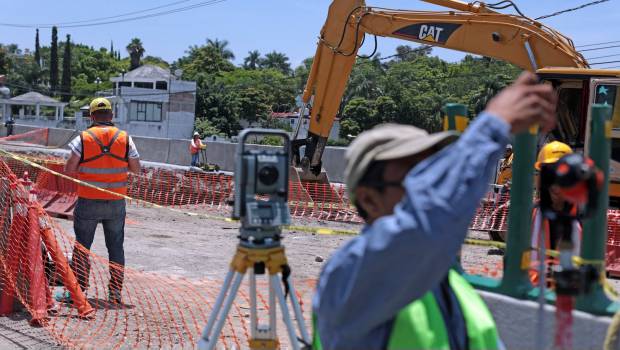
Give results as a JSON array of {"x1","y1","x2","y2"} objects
[
  {"x1": 48, "y1": 128, "x2": 77, "y2": 149},
  {"x1": 480, "y1": 290, "x2": 619, "y2": 349},
  {"x1": 131, "y1": 135, "x2": 171, "y2": 164},
  {"x1": 168, "y1": 139, "x2": 192, "y2": 166},
  {"x1": 1, "y1": 125, "x2": 349, "y2": 181}
]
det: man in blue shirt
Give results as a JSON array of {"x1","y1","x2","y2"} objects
[{"x1": 313, "y1": 72, "x2": 558, "y2": 349}]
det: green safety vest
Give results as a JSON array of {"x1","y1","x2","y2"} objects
[{"x1": 313, "y1": 269, "x2": 499, "y2": 350}]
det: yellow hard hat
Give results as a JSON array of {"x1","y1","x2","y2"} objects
[
  {"x1": 535, "y1": 141, "x2": 573, "y2": 170},
  {"x1": 89, "y1": 97, "x2": 112, "y2": 114}
]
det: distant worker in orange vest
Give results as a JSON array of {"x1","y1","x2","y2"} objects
[
  {"x1": 63, "y1": 97, "x2": 141, "y2": 305},
  {"x1": 530, "y1": 141, "x2": 581, "y2": 285},
  {"x1": 190, "y1": 131, "x2": 206, "y2": 167}
]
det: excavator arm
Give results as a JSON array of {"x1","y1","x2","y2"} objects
[{"x1": 294, "y1": 0, "x2": 588, "y2": 179}]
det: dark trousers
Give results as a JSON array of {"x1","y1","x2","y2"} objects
[{"x1": 72, "y1": 198, "x2": 126, "y2": 295}]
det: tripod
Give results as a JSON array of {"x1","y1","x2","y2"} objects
[{"x1": 198, "y1": 245, "x2": 311, "y2": 350}]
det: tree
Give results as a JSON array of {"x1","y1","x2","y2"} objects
[
  {"x1": 339, "y1": 119, "x2": 361, "y2": 139},
  {"x1": 469, "y1": 75, "x2": 510, "y2": 115},
  {"x1": 340, "y1": 97, "x2": 381, "y2": 135},
  {"x1": 178, "y1": 45, "x2": 235, "y2": 79},
  {"x1": 206, "y1": 38, "x2": 234, "y2": 60},
  {"x1": 374, "y1": 96, "x2": 399, "y2": 123},
  {"x1": 142, "y1": 55, "x2": 169, "y2": 68},
  {"x1": 236, "y1": 87, "x2": 271, "y2": 124},
  {"x1": 60, "y1": 34, "x2": 72, "y2": 102},
  {"x1": 260, "y1": 51, "x2": 291, "y2": 75},
  {"x1": 243, "y1": 50, "x2": 261, "y2": 70},
  {"x1": 0, "y1": 46, "x2": 7, "y2": 75},
  {"x1": 34, "y1": 29, "x2": 41, "y2": 67},
  {"x1": 50, "y1": 26, "x2": 59, "y2": 94},
  {"x1": 194, "y1": 118, "x2": 221, "y2": 137},
  {"x1": 126, "y1": 38, "x2": 145, "y2": 70},
  {"x1": 110, "y1": 41, "x2": 114, "y2": 57},
  {"x1": 294, "y1": 57, "x2": 313, "y2": 91},
  {"x1": 394, "y1": 45, "x2": 432, "y2": 62}
]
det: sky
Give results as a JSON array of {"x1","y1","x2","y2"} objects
[{"x1": 1, "y1": 0, "x2": 620, "y2": 69}]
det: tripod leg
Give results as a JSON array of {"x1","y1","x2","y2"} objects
[
  {"x1": 199, "y1": 271, "x2": 245, "y2": 350},
  {"x1": 200, "y1": 269, "x2": 234, "y2": 344},
  {"x1": 286, "y1": 279, "x2": 311, "y2": 344},
  {"x1": 272, "y1": 274, "x2": 301, "y2": 350},
  {"x1": 269, "y1": 274, "x2": 277, "y2": 337},
  {"x1": 250, "y1": 269, "x2": 257, "y2": 340}
]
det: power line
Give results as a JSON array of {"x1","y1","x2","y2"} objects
[
  {"x1": 586, "y1": 53, "x2": 620, "y2": 60},
  {"x1": 535, "y1": 0, "x2": 611, "y2": 20},
  {"x1": 580, "y1": 44, "x2": 620, "y2": 52},
  {"x1": 0, "y1": 0, "x2": 227, "y2": 28},
  {"x1": 577, "y1": 40, "x2": 620, "y2": 48},
  {"x1": 15, "y1": 0, "x2": 192, "y2": 27},
  {"x1": 589, "y1": 59, "x2": 620, "y2": 66}
]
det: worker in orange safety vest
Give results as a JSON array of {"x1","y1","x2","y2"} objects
[
  {"x1": 63, "y1": 97, "x2": 141, "y2": 305},
  {"x1": 530, "y1": 141, "x2": 582, "y2": 286},
  {"x1": 190, "y1": 131, "x2": 206, "y2": 167}
]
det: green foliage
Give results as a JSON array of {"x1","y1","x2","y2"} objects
[
  {"x1": 261, "y1": 117, "x2": 292, "y2": 131},
  {"x1": 236, "y1": 87, "x2": 271, "y2": 124},
  {"x1": 0, "y1": 47, "x2": 7, "y2": 75},
  {"x1": 178, "y1": 45, "x2": 235, "y2": 79},
  {"x1": 258, "y1": 135, "x2": 284, "y2": 146},
  {"x1": 194, "y1": 117, "x2": 221, "y2": 137},
  {"x1": 260, "y1": 51, "x2": 291, "y2": 75},
  {"x1": 50, "y1": 26, "x2": 58, "y2": 94},
  {"x1": 243, "y1": 50, "x2": 261, "y2": 70},
  {"x1": 60, "y1": 34, "x2": 71, "y2": 102},
  {"x1": 206, "y1": 38, "x2": 234, "y2": 61},
  {"x1": 142, "y1": 56, "x2": 169, "y2": 68}
]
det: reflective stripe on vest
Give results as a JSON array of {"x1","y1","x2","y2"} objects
[
  {"x1": 78, "y1": 166, "x2": 128, "y2": 174},
  {"x1": 78, "y1": 126, "x2": 129, "y2": 200},
  {"x1": 312, "y1": 269, "x2": 499, "y2": 350}
]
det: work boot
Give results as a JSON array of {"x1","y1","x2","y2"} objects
[{"x1": 108, "y1": 289, "x2": 122, "y2": 306}]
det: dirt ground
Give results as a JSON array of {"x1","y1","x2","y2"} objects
[{"x1": 0, "y1": 202, "x2": 618, "y2": 349}]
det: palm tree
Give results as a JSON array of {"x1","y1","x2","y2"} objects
[
  {"x1": 260, "y1": 51, "x2": 291, "y2": 75},
  {"x1": 243, "y1": 50, "x2": 261, "y2": 70},
  {"x1": 126, "y1": 38, "x2": 145, "y2": 70},
  {"x1": 206, "y1": 38, "x2": 234, "y2": 60}
]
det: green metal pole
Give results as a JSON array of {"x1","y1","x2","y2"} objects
[
  {"x1": 576, "y1": 104, "x2": 619, "y2": 315},
  {"x1": 497, "y1": 128, "x2": 537, "y2": 297},
  {"x1": 443, "y1": 103, "x2": 468, "y2": 273},
  {"x1": 443, "y1": 103, "x2": 468, "y2": 133}
]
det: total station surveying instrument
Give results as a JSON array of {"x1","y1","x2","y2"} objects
[{"x1": 198, "y1": 129, "x2": 311, "y2": 350}]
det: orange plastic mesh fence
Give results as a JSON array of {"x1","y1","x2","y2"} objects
[
  {"x1": 0, "y1": 157, "x2": 318, "y2": 348},
  {"x1": 0, "y1": 129, "x2": 49, "y2": 146},
  {"x1": 0, "y1": 149, "x2": 617, "y2": 347}
]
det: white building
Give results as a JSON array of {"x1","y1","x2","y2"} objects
[
  {"x1": 80, "y1": 65, "x2": 197, "y2": 139},
  {"x1": 0, "y1": 91, "x2": 68, "y2": 128}
]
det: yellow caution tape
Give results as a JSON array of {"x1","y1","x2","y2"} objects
[{"x1": 0, "y1": 148, "x2": 361, "y2": 237}]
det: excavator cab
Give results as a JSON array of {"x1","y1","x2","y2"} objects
[{"x1": 536, "y1": 68, "x2": 620, "y2": 203}]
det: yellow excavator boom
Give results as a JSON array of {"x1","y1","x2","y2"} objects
[{"x1": 295, "y1": 0, "x2": 588, "y2": 178}]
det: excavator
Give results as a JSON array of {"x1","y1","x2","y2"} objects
[{"x1": 291, "y1": 0, "x2": 620, "y2": 202}]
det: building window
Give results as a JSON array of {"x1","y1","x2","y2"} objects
[
  {"x1": 134, "y1": 82, "x2": 154, "y2": 89},
  {"x1": 155, "y1": 81, "x2": 168, "y2": 90},
  {"x1": 129, "y1": 101, "x2": 162, "y2": 122}
]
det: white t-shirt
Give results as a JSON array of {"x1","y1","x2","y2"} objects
[{"x1": 69, "y1": 130, "x2": 140, "y2": 159}]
